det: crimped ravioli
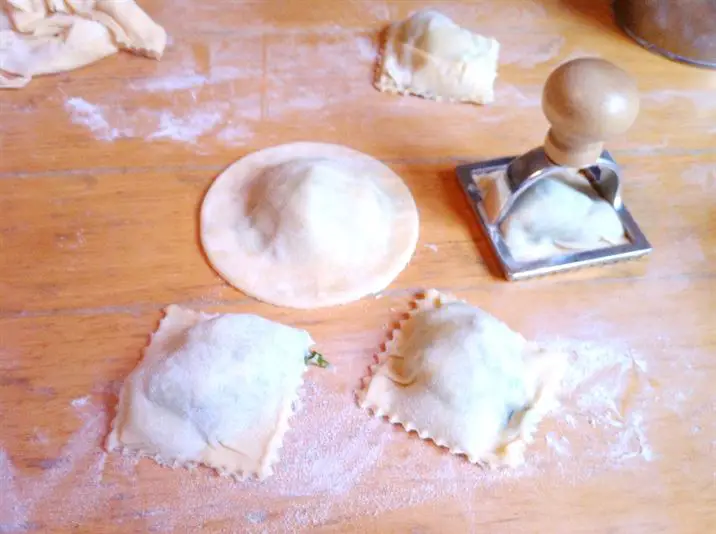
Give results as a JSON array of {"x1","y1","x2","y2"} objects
[
  {"x1": 359, "y1": 290, "x2": 565, "y2": 467},
  {"x1": 106, "y1": 305, "x2": 314, "y2": 480},
  {"x1": 375, "y1": 10, "x2": 500, "y2": 104}
]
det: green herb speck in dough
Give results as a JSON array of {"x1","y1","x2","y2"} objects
[{"x1": 305, "y1": 350, "x2": 330, "y2": 368}]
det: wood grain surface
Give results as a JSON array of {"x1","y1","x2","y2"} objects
[{"x1": 1, "y1": 1, "x2": 715, "y2": 533}]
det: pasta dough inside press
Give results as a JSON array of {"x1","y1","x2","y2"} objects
[
  {"x1": 477, "y1": 168, "x2": 628, "y2": 262},
  {"x1": 359, "y1": 290, "x2": 565, "y2": 467},
  {"x1": 106, "y1": 305, "x2": 315, "y2": 479}
]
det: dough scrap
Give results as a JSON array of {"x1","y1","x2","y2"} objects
[
  {"x1": 200, "y1": 142, "x2": 419, "y2": 309},
  {"x1": 476, "y1": 168, "x2": 628, "y2": 262},
  {"x1": 375, "y1": 10, "x2": 500, "y2": 105},
  {"x1": 358, "y1": 290, "x2": 565, "y2": 467},
  {"x1": 1, "y1": 0, "x2": 166, "y2": 89},
  {"x1": 106, "y1": 305, "x2": 314, "y2": 480}
]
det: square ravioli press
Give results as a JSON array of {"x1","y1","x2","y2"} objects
[{"x1": 456, "y1": 58, "x2": 652, "y2": 281}]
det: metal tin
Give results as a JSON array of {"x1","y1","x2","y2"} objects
[{"x1": 614, "y1": 0, "x2": 716, "y2": 69}]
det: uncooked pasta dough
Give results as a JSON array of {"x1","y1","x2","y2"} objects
[
  {"x1": 106, "y1": 305, "x2": 315, "y2": 479},
  {"x1": 476, "y1": 169, "x2": 627, "y2": 262},
  {"x1": 0, "y1": 0, "x2": 166, "y2": 88},
  {"x1": 359, "y1": 290, "x2": 565, "y2": 467},
  {"x1": 375, "y1": 10, "x2": 500, "y2": 104},
  {"x1": 200, "y1": 142, "x2": 419, "y2": 309}
]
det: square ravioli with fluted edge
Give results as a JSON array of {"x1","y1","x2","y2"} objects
[
  {"x1": 106, "y1": 305, "x2": 315, "y2": 480},
  {"x1": 358, "y1": 290, "x2": 566, "y2": 467},
  {"x1": 375, "y1": 10, "x2": 500, "y2": 105}
]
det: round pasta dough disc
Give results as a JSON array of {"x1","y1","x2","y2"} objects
[{"x1": 200, "y1": 142, "x2": 419, "y2": 309}]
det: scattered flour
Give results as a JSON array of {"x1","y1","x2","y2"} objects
[
  {"x1": 0, "y1": 396, "x2": 109, "y2": 531},
  {"x1": 129, "y1": 74, "x2": 208, "y2": 93},
  {"x1": 0, "y1": 340, "x2": 692, "y2": 532},
  {"x1": 268, "y1": 92, "x2": 327, "y2": 114},
  {"x1": 226, "y1": 380, "x2": 392, "y2": 499},
  {"x1": 65, "y1": 97, "x2": 254, "y2": 146},
  {"x1": 539, "y1": 339, "x2": 659, "y2": 465},
  {"x1": 216, "y1": 124, "x2": 255, "y2": 145},
  {"x1": 62, "y1": 31, "x2": 383, "y2": 145},
  {"x1": 70, "y1": 395, "x2": 90, "y2": 408},
  {"x1": 491, "y1": 83, "x2": 541, "y2": 110},
  {"x1": 355, "y1": 35, "x2": 378, "y2": 62},
  {"x1": 545, "y1": 432, "x2": 571, "y2": 457},
  {"x1": 407, "y1": 2, "x2": 546, "y2": 27},
  {"x1": 129, "y1": 66, "x2": 249, "y2": 93},
  {"x1": 62, "y1": 38, "x2": 263, "y2": 146},
  {"x1": 363, "y1": 2, "x2": 390, "y2": 22},
  {"x1": 623, "y1": 137, "x2": 670, "y2": 155},
  {"x1": 245, "y1": 510, "x2": 268, "y2": 525},
  {"x1": 500, "y1": 35, "x2": 565, "y2": 67},
  {"x1": 149, "y1": 109, "x2": 225, "y2": 143},
  {"x1": 643, "y1": 90, "x2": 716, "y2": 111},
  {"x1": 56, "y1": 229, "x2": 86, "y2": 250},
  {"x1": 424, "y1": 243, "x2": 439, "y2": 252},
  {"x1": 681, "y1": 164, "x2": 716, "y2": 190},
  {"x1": 563, "y1": 49, "x2": 602, "y2": 62},
  {"x1": 64, "y1": 98, "x2": 133, "y2": 142},
  {"x1": 269, "y1": 32, "x2": 376, "y2": 77}
]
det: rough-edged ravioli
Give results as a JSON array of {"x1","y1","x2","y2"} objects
[
  {"x1": 106, "y1": 305, "x2": 314, "y2": 479},
  {"x1": 358, "y1": 290, "x2": 565, "y2": 467},
  {"x1": 375, "y1": 10, "x2": 500, "y2": 104}
]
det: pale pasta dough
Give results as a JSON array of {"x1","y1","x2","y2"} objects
[
  {"x1": 375, "y1": 10, "x2": 500, "y2": 104},
  {"x1": 476, "y1": 169, "x2": 627, "y2": 262},
  {"x1": 359, "y1": 290, "x2": 565, "y2": 467},
  {"x1": 200, "y1": 142, "x2": 419, "y2": 309},
  {"x1": 106, "y1": 305, "x2": 314, "y2": 479},
  {"x1": 1, "y1": 0, "x2": 166, "y2": 88}
]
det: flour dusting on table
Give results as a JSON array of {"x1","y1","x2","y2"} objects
[
  {"x1": 128, "y1": 66, "x2": 248, "y2": 94},
  {"x1": 64, "y1": 98, "x2": 131, "y2": 142},
  {"x1": 500, "y1": 35, "x2": 565, "y2": 67},
  {"x1": 59, "y1": 29, "x2": 385, "y2": 147},
  {"x1": 0, "y1": 337, "x2": 680, "y2": 532},
  {"x1": 681, "y1": 164, "x2": 716, "y2": 190},
  {"x1": 542, "y1": 340, "x2": 658, "y2": 465},
  {"x1": 644, "y1": 89, "x2": 716, "y2": 111},
  {"x1": 0, "y1": 396, "x2": 109, "y2": 531}
]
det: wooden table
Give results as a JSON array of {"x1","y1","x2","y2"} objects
[{"x1": 1, "y1": 1, "x2": 715, "y2": 532}]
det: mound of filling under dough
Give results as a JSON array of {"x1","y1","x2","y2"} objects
[
  {"x1": 106, "y1": 305, "x2": 316, "y2": 480},
  {"x1": 375, "y1": 9, "x2": 500, "y2": 104},
  {"x1": 359, "y1": 290, "x2": 566, "y2": 467},
  {"x1": 200, "y1": 142, "x2": 419, "y2": 309},
  {"x1": 476, "y1": 169, "x2": 628, "y2": 262}
]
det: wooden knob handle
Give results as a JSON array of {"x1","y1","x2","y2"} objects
[{"x1": 542, "y1": 58, "x2": 639, "y2": 168}]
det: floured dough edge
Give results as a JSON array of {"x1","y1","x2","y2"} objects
[
  {"x1": 373, "y1": 42, "x2": 468, "y2": 104},
  {"x1": 372, "y1": 36, "x2": 449, "y2": 103},
  {"x1": 105, "y1": 305, "x2": 307, "y2": 481},
  {"x1": 357, "y1": 289, "x2": 559, "y2": 468}
]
